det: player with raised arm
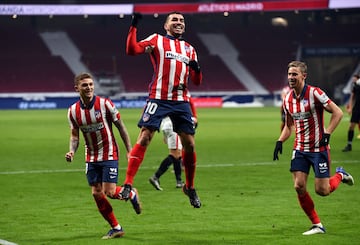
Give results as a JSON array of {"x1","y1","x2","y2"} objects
[{"x1": 119, "y1": 12, "x2": 203, "y2": 208}]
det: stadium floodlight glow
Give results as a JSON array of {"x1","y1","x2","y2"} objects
[
  {"x1": 0, "y1": 4, "x2": 134, "y2": 16},
  {"x1": 271, "y1": 17, "x2": 288, "y2": 27}
]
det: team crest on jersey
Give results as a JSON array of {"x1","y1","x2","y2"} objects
[
  {"x1": 302, "y1": 99, "x2": 309, "y2": 107},
  {"x1": 95, "y1": 110, "x2": 102, "y2": 119},
  {"x1": 142, "y1": 113, "x2": 150, "y2": 122}
]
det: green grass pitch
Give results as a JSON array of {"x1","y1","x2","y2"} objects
[{"x1": 0, "y1": 107, "x2": 359, "y2": 245}]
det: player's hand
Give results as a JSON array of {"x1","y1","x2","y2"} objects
[
  {"x1": 319, "y1": 133, "x2": 330, "y2": 146},
  {"x1": 65, "y1": 152, "x2": 74, "y2": 162},
  {"x1": 273, "y1": 141, "x2": 282, "y2": 161},
  {"x1": 131, "y1": 12, "x2": 143, "y2": 27},
  {"x1": 192, "y1": 116, "x2": 198, "y2": 129},
  {"x1": 188, "y1": 60, "x2": 201, "y2": 73}
]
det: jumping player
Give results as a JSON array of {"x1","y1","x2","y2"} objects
[{"x1": 119, "y1": 12, "x2": 203, "y2": 208}]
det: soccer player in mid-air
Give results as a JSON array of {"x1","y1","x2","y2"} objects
[
  {"x1": 149, "y1": 98, "x2": 198, "y2": 191},
  {"x1": 119, "y1": 12, "x2": 203, "y2": 208},
  {"x1": 65, "y1": 72, "x2": 141, "y2": 239},
  {"x1": 273, "y1": 61, "x2": 354, "y2": 235}
]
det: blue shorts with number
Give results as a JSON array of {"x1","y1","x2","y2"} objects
[
  {"x1": 138, "y1": 99, "x2": 196, "y2": 135},
  {"x1": 86, "y1": 160, "x2": 118, "y2": 185},
  {"x1": 290, "y1": 150, "x2": 330, "y2": 178}
]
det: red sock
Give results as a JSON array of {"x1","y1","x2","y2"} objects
[
  {"x1": 109, "y1": 186, "x2": 122, "y2": 199},
  {"x1": 182, "y1": 151, "x2": 196, "y2": 188},
  {"x1": 297, "y1": 192, "x2": 320, "y2": 224},
  {"x1": 111, "y1": 186, "x2": 135, "y2": 199},
  {"x1": 124, "y1": 143, "x2": 146, "y2": 185},
  {"x1": 329, "y1": 173, "x2": 342, "y2": 193},
  {"x1": 94, "y1": 194, "x2": 118, "y2": 228}
]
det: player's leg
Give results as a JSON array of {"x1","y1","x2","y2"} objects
[
  {"x1": 172, "y1": 148, "x2": 183, "y2": 188},
  {"x1": 312, "y1": 150, "x2": 348, "y2": 195},
  {"x1": 92, "y1": 183, "x2": 124, "y2": 239},
  {"x1": 101, "y1": 161, "x2": 142, "y2": 215},
  {"x1": 123, "y1": 127, "x2": 154, "y2": 186},
  {"x1": 121, "y1": 100, "x2": 167, "y2": 198},
  {"x1": 172, "y1": 135, "x2": 184, "y2": 188},
  {"x1": 291, "y1": 152, "x2": 324, "y2": 235},
  {"x1": 149, "y1": 125, "x2": 177, "y2": 190},
  {"x1": 87, "y1": 163, "x2": 124, "y2": 239},
  {"x1": 173, "y1": 102, "x2": 201, "y2": 208},
  {"x1": 179, "y1": 133, "x2": 201, "y2": 208},
  {"x1": 343, "y1": 121, "x2": 356, "y2": 152}
]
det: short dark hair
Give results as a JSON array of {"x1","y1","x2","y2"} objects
[
  {"x1": 353, "y1": 74, "x2": 360, "y2": 79},
  {"x1": 165, "y1": 11, "x2": 184, "y2": 23}
]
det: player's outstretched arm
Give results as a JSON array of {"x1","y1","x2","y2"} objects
[{"x1": 126, "y1": 13, "x2": 147, "y2": 55}]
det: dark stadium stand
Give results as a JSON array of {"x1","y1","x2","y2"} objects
[
  {"x1": 0, "y1": 27, "x2": 74, "y2": 92},
  {"x1": 221, "y1": 26, "x2": 299, "y2": 92},
  {"x1": 1, "y1": 13, "x2": 359, "y2": 94},
  {"x1": 0, "y1": 56, "x2": 74, "y2": 92}
]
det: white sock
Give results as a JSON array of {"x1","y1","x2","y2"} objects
[
  {"x1": 113, "y1": 224, "x2": 121, "y2": 230},
  {"x1": 314, "y1": 223, "x2": 323, "y2": 228}
]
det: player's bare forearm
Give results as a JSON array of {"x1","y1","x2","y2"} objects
[
  {"x1": 115, "y1": 120, "x2": 132, "y2": 154},
  {"x1": 69, "y1": 137, "x2": 79, "y2": 153},
  {"x1": 65, "y1": 130, "x2": 79, "y2": 162},
  {"x1": 325, "y1": 102, "x2": 343, "y2": 134}
]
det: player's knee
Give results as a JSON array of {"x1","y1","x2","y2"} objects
[
  {"x1": 294, "y1": 184, "x2": 306, "y2": 194},
  {"x1": 104, "y1": 189, "x2": 116, "y2": 198},
  {"x1": 315, "y1": 187, "x2": 330, "y2": 196}
]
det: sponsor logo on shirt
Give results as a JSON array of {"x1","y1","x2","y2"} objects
[
  {"x1": 165, "y1": 51, "x2": 190, "y2": 64},
  {"x1": 292, "y1": 111, "x2": 311, "y2": 120},
  {"x1": 80, "y1": 122, "x2": 104, "y2": 133}
]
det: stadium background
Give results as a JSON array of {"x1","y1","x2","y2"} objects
[
  {"x1": 1, "y1": 2, "x2": 360, "y2": 244},
  {"x1": 0, "y1": 0, "x2": 360, "y2": 109}
]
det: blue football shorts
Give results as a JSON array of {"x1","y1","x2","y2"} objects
[
  {"x1": 290, "y1": 150, "x2": 330, "y2": 178},
  {"x1": 86, "y1": 160, "x2": 118, "y2": 185},
  {"x1": 138, "y1": 99, "x2": 196, "y2": 135}
]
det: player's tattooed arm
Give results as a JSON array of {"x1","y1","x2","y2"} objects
[{"x1": 65, "y1": 129, "x2": 79, "y2": 162}]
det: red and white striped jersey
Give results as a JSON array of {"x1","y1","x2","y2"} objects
[
  {"x1": 126, "y1": 27, "x2": 202, "y2": 102},
  {"x1": 283, "y1": 85, "x2": 331, "y2": 152},
  {"x1": 67, "y1": 96, "x2": 120, "y2": 162}
]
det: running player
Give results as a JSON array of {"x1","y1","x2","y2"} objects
[
  {"x1": 273, "y1": 61, "x2": 354, "y2": 235},
  {"x1": 65, "y1": 72, "x2": 141, "y2": 239}
]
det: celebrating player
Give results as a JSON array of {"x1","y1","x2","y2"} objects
[
  {"x1": 119, "y1": 12, "x2": 203, "y2": 208},
  {"x1": 65, "y1": 72, "x2": 141, "y2": 239},
  {"x1": 273, "y1": 61, "x2": 354, "y2": 235}
]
